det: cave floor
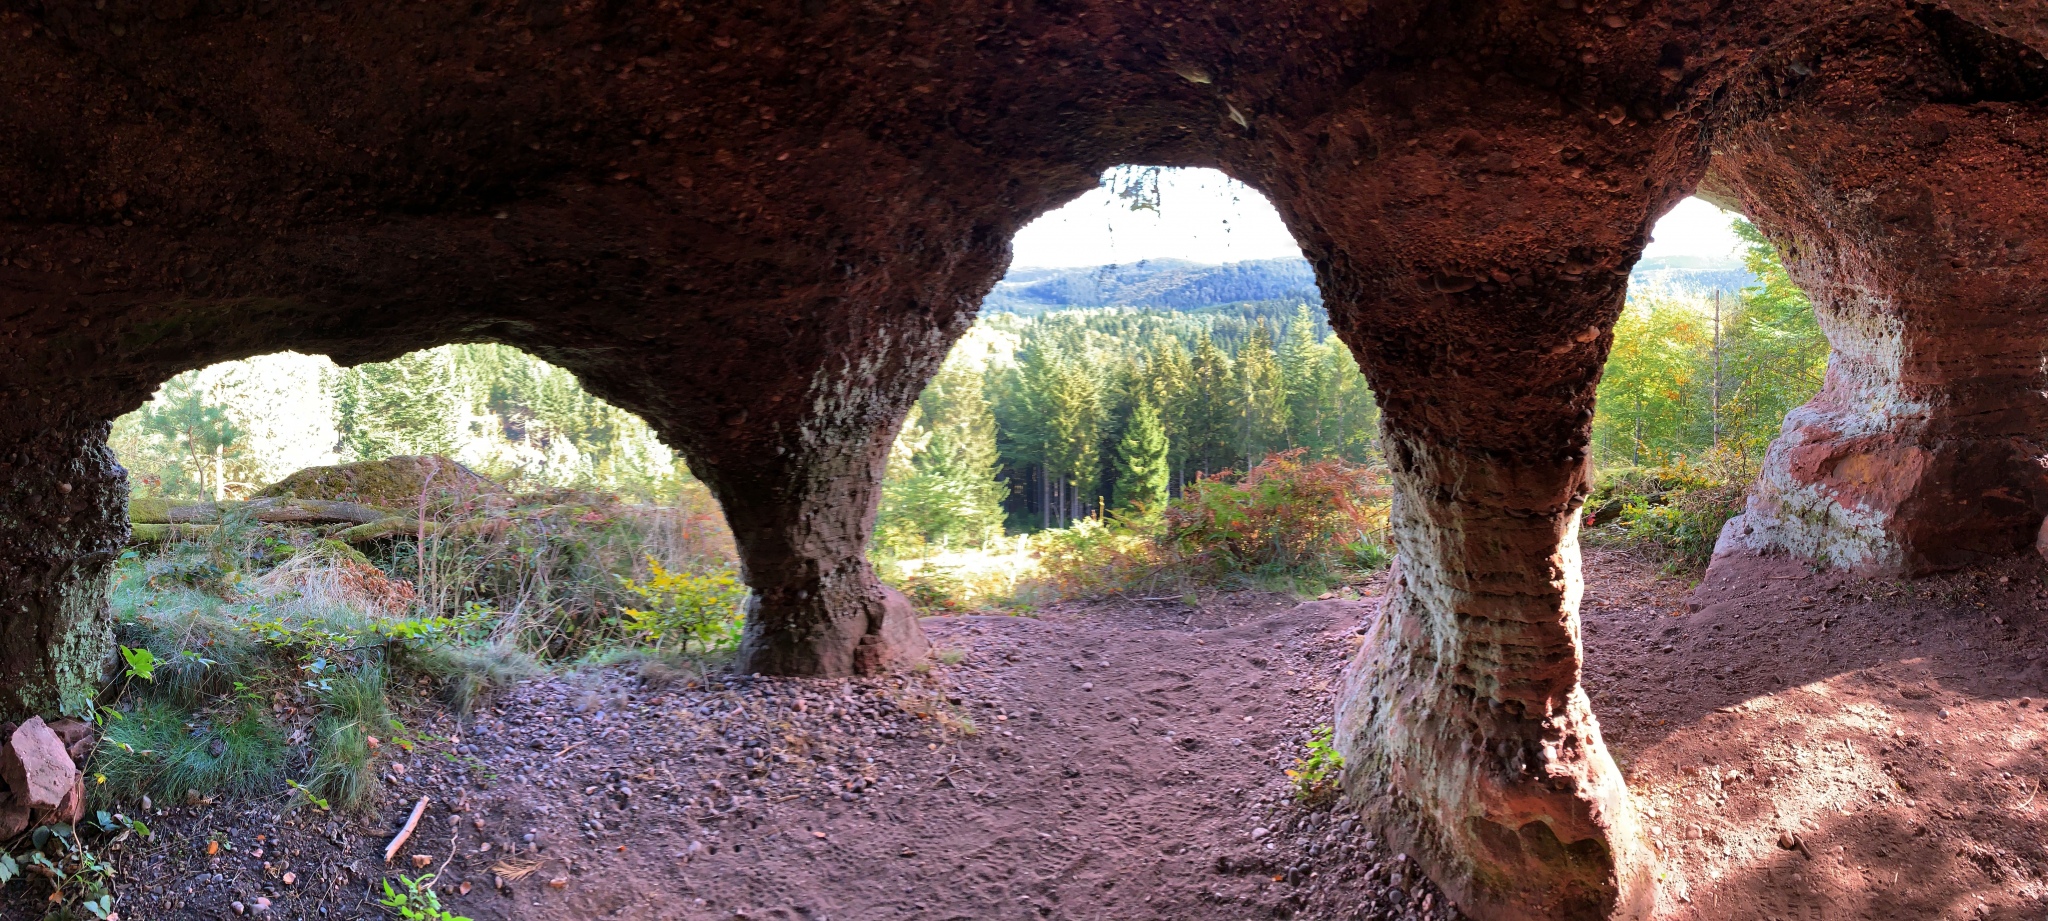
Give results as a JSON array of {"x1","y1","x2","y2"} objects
[
  {"x1": 1591, "y1": 549, "x2": 2048, "y2": 921},
  {"x1": 33, "y1": 550, "x2": 2048, "y2": 921}
]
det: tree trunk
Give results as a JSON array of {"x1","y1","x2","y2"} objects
[{"x1": 0, "y1": 417, "x2": 125, "y2": 721}]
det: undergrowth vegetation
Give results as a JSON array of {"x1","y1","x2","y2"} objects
[
  {"x1": 881, "y1": 450, "x2": 1392, "y2": 609},
  {"x1": 93, "y1": 468, "x2": 742, "y2": 815},
  {"x1": 1582, "y1": 455, "x2": 1753, "y2": 572}
]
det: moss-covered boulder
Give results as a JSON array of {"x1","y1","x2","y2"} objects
[{"x1": 252, "y1": 456, "x2": 502, "y2": 509}]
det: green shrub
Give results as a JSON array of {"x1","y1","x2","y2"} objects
[
  {"x1": 616, "y1": 560, "x2": 749, "y2": 655},
  {"x1": 894, "y1": 566, "x2": 968, "y2": 612},
  {"x1": 1585, "y1": 458, "x2": 1750, "y2": 572},
  {"x1": 1163, "y1": 450, "x2": 1388, "y2": 581},
  {"x1": 1287, "y1": 724, "x2": 1345, "y2": 805},
  {"x1": 1028, "y1": 450, "x2": 1392, "y2": 597}
]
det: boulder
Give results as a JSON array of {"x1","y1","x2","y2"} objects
[
  {"x1": 44, "y1": 774, "x2": 85, "y2": 827},
  {"x1": 252, "y1": 456, "x2": 502, "y2": 509},
  {"x1": 47, "y1": 717, "x2": 95, "y2": 765},
  {"x1": 2, "y1": 717, "x2": 78, "y2": 810},
  {"x1": 132, "y1": 497, "x2": 400, "y2": 525}
]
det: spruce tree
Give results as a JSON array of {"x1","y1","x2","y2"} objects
[
  {"x1": 1234, "y1": 320, "x2": 1290, "y2": 467},
  {"x1": 1113, "y1": 397, "x2": 1170, "y2": 513},
  {"x1": 1279, "y1": 304, "x2": 1328, "y2": 454},
  {"x1": 337, "y1": 348, "x2": 465, "y2": 460},
  {"x1": 1182, "y1": 330, "x2": 1238, "y2": 475},
  {"x1": 1144, "y1": 339, "x2": 1193, "y2": 488},
  {"x1": 1044, "y1": 354, "x2": 1103, "y2": 523}
]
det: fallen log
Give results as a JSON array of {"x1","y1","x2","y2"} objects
[
  {"x1": 129, "y1": 523, "x2": 220, "y2": 544},
  {"x1": 130, "y1": 497, "x2": 397, "y2": 526},
  {"x1": 336, "y1": 517, "x2": 440, "y2": 544}
]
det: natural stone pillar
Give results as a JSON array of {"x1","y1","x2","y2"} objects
[
  {"x1": 630, "y1": 235, "x2": 1020, "y2": 677},
  {"x1": 0, "y1": 415, "x2": 126, "y2": 720},
  {"x1": 1332, "y1": 342, "x2": 1654, "y2": 921},
  {"x1": 698, "y1": 418, "x2": 933, "y2": 678},
  {"x1": 1252, "y1": 162, "x2": 1667, "y2": 921},
  {"x1": 1705, "y1": 19, "x2": 2048, "y2": 575}
]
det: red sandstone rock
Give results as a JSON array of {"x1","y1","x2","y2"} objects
[
  {"x1": 48, "y1": 717, "x2": 95, "y2": 765},
  {"x1": 2, "y1": 718, "x2": 77, "y2": 811},
  {"x1": 44, "y1": 774, "x2": 85, "y2": 828},
  {"x1": 0, "y1": 793, "x2": 29, "y2": 841},
  {"x1": 1703, "y1": 9, "x2": 2048, "y2": 577},
  {"x1": 0, "y1": 3, "x2": 2039, "y2": 919}
]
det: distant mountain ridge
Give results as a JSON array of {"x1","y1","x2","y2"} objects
[
  {"x1": 985, "y1": 256, "x2": 1757, "y2": 314},
  {"x1": 984, "y1": 258, "x2": 1320, "y2": 315}
]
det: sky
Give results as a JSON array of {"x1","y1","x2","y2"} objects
[{"x1": 1009, "y1": 167, "x2": 1746, "y2": 269}]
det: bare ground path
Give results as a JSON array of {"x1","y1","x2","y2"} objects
[
  {"x1": 22, "y1": 549, "x2": 2048, "y2": 920},
  {"x1": 440, "y1": 592, "x2": 1453, "y2": 921}
]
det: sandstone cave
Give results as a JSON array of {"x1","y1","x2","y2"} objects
[{"x1": 3, "y1": 2, "x2": 2048, "y2": 919}]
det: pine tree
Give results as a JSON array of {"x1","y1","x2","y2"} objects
[
  {"x1": 1112, "y1": 397, "x2": 1170, "y2": 513},
  {"x1": 132, "y1": 371, "x2": 246, "y2": 500}
]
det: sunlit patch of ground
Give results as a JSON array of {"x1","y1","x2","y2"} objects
[
  {"x1": 1581, "y1": 549, "x2": 2048, "y2": 920},
  {"x1": 890, "y1": 538, "x2": 1047, "y2": 608}
]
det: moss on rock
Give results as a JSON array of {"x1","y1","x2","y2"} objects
[{"x1": 253, "y1": 456, "x2": 501, "y2": 510}]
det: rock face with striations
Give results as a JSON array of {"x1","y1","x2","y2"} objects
[{"x1": 0, "y1": 0, "x2": 2043, "y2": 917}]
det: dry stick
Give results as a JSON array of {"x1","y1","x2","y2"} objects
[{"x1": 384, "y1": 795, "x2": 431, "y2": 863}]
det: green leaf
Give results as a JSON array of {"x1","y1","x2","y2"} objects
[{"x1": 119, "y1": 645, "x2": 157, "y2": 682}]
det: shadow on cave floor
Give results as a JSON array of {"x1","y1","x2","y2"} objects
[
  {"x1": 58, "y1": 583, "x2": 1477, "y2": 921},
  {"x1": 1580, "y1": 548, "x2": 2048, "y2": 920}
]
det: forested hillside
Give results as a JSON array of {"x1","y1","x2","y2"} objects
[
  {"x1": 984, "y1": 258, "x2": 1321, "y2": 314},
  {"x1": 113, "y1": 344, "x2": 686, "y2": 502},
  {"x1": 983, "y1": 254, "x2": 1755, "y2": 315}
]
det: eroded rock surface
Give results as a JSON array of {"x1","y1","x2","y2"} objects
[
  {"x1": 0, "y1": 1, "x2": 2044, "y2": 918},
  {"x1": 1705, "y1": 8, "x2": 2048, "y2": 576}
]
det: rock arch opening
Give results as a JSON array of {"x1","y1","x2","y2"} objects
[
  {"x1": 1583, "y1": 196, "x2": 1831, "y2": 566},
  {"x1": 898, "y1": 165, "x2": 1375, "y2": 543},
  {"x1": 111, "y1": 346, "x2": 696, "y2": 505},
  {"x1": 2, "y1": 2, "x2": 2045, "y2": 918}
]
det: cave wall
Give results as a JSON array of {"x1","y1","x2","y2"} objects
[
  {"x1": 2, "y1": 1, "x2": 2045, "y2": 918},
  {"x1": 1704, "y1": 6, "x2": 2048, "y2": 575}
]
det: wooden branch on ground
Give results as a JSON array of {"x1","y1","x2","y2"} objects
[{"x1": 384, "y1": 795, "x2": 430, "y2": 863}]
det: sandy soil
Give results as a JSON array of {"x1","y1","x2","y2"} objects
[
  {"x1": 15, "y1": 548, "x2": 2048, "y2": 920},
  {"x1": 1586, "y1": 549, "x2": 2048, "y2": 921}
]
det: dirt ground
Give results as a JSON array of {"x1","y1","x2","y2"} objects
[
  {"x1": 13, "y1": 548, "x2": 2048, "y2": 920},
  {"x1": 1587, "y1": 549, "x2": 2048, "y2": 921}
]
